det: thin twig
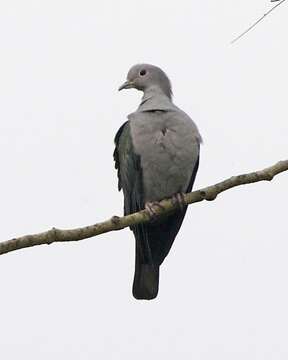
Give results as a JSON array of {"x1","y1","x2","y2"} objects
[
  {"x1": 231, "y1": 0, "x2": 286, "y2": 44},
  {"x1": 0, "y1": 160, "x2": 287, "y2": 256}
]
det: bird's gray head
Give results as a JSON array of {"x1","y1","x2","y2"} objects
[{"x1": 118, "y1": 64, "x2": 172, "y2": 99}]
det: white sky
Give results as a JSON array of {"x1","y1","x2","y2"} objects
[{"x1": 0, "y1": 0, "x2": 287, "y2": 359}]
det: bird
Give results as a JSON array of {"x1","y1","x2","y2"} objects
[{"x1": 114, "y1": 64, "x2": 201, "y2": 300}]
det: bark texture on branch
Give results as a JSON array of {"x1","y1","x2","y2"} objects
[{"x1": 1, "y1": 160, "x2": 287, "y2": 256}]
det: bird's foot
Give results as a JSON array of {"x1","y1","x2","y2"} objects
[
  {"x1": 172, "y1": 192, "x2": 186, "y2": 211},
  {"x1": 145, "y1": 201, "x2": 164, "y2": 221}
]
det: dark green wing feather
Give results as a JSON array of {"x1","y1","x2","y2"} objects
[
  {"x1": 114, "y1": 121, "x2": 158, "y2": 299},
  {"x1": 113, "y1": 121, "x2": 144, "y2": 216}
]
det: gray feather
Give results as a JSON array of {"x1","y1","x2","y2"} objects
[{"x1": 129, "y1": 106, "x2": 200, "y2": 201}]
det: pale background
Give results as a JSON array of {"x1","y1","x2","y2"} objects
[{"x1": 0, "y1": 1, "x2": 287, "y2": 359}]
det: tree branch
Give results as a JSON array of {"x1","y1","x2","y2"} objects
[
  {"x1": 1, "y1": 160, "x2": 287, "y2": 256},
  {"x1": 231, "y1": 0, "x2": 287, "y2": 44}
]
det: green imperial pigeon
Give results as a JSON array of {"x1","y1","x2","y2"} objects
[{"x1": 114, "y1": 64, "x2": 201, "y2": 300}]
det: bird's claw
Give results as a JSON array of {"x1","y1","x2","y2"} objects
[
  {"x1": 145, "y1": 201, "x2": 164, "y2": 220},
  {"x1": 172, "y1": 193, "x2": 186, "y2": 211}
]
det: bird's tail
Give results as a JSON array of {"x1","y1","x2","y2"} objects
[{"x1": 132, "y1": 263, "x2": 159, "y2": 300}]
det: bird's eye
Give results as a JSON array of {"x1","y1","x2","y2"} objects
[{"x1": 139, "y1": 69, "x2": 146, "y2": 76}]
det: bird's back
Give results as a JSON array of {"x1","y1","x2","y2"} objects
[{"x1": 129, "y1": 107, "x2": 200, "y2": 202}]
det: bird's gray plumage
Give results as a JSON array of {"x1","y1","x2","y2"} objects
[{"x1": 114, "y1": 64, "x2": 201, "y2": 299}]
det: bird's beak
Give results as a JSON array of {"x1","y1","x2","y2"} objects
[{"x1": 118, "y1": 80, "x2": 134, "y2": 91}]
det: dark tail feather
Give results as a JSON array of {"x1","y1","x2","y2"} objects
[{"x1": 133, "y1": 263, "x2": 159, "y2": 300}]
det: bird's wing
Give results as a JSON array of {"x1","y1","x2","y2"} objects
[
  {"x1": 114, "y1": 120, "x2": 154, "y2": 270},
  {"x1": 113, "y1": 120, "x2": 144, "y2": 215}
]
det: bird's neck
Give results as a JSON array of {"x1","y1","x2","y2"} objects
[
  {"x1": 138, "y1": 86, "x2": 174, "y2": 112},
  {"x1": 142, "y1": 85, "x2": 172, "y2": 103}
]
